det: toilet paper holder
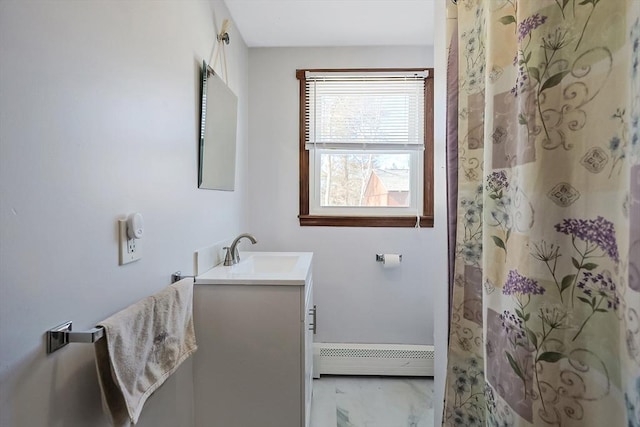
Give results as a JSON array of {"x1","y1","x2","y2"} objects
[{"x1": 376, "y1": 254, "x2": 402, "y2": 262}]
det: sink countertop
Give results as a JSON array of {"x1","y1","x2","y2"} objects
[{"x1": 195, "y1": 251, "x2": 313, "y2": 285}]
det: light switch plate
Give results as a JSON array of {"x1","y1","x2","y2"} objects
[{"x1": 119, "y1": 219, "x2": 142, "y2": 265}]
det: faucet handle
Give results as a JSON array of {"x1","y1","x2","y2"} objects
[{"x1": 223, "y1": 247, "x2": 233, "y2": 266}]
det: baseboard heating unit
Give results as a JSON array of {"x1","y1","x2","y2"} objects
[{"x1": 313, "y1": 343, "x2": 434, "y2": 377}]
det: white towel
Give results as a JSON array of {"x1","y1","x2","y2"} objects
[{"x1": 94, "y1": 278, "x2": 197, "y2": 426}]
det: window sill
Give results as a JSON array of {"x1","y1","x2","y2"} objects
[{"x1": 298, "y1": 215, "x2": 434, "y2": 228}]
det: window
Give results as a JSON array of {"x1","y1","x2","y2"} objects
[{"x1": 297, "y1": 68, "x2": 434, "y2": 227}]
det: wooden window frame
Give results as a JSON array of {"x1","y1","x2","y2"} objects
[{"x1": 296, "y1": 68, "x2": 434, "y2": 228}]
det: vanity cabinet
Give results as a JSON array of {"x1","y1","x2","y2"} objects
[{"x1": 193, "y1": 253, "x2": 314, "y2": 427}]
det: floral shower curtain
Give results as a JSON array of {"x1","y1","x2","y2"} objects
[{"x1": 442, "y1": 1, "x2": 640, "y2": 426}]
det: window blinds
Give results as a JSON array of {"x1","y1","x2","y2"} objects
[{"x1": 304, "y1": 70, "x2": 428, "y2": 151}]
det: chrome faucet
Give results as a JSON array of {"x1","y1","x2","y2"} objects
[{"x1": 223, "y1": 233, "x2": 258, "y2": 266}]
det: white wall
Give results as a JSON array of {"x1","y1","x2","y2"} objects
[
  {"x1": 247, "y1": 46, "x2": 446, "y2": 346},
  {"x1": 0, "y1": 1, "x2": 249, "y2": 426}
]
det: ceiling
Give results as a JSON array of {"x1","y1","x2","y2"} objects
[{"x1": 223, "y1": 0, "x2": 434, "y2": 47}]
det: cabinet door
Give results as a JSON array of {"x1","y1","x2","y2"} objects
[{"x1": 194, "y1": 285, "x2": 303, "y2": 427}]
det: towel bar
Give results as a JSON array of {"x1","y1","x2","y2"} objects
[
  {"x1": 171, "y1": 271, "x2": 195, "y2": 284},
  {"x1": 46, "y1": 270, "x2": 193, "y2": 354},
  {"x1": 47, "y1": 321, "x2": 104, "y2": 354}
]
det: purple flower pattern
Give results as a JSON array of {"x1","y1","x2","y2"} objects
[
  {"x1": 510, "y1": 52, "x2": 529, "y2": 97},
  {"x1": 577, "y1": 272, "x2": 620, "y2": 310},
  {"x1": 572, "y1": 271, "x2": 621, "y2": 341},
  {"x1": 517, "y1": 13, "x2": 547, "y2": 42},
  {"x1": 554, "y1": 216, "x2": 620, "y2": 262},
  {"x1": 632, "y1": 18, "x2": 640, "y2": 79},
  {"x1": 511, "y1": 67, "x2": 529, "y2": 96},
  {"x1": 632, "y1": 114, "x2": 639, "y2": 150},
  {"x1": 499, "y1": 310, "x2": 526, "y2": 346},
  {"x1": 503, "y1": 270, "x2": 546, "y2": 296}
]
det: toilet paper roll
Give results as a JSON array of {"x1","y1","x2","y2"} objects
[{"x1": 382, "y1": 254, "x2": 401, "y2": 269}]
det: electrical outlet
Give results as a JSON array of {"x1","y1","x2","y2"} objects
[{"x1": 119, "y1": 219, "x2": 142, "y2": 265}]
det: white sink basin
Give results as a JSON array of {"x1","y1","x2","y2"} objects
[
  {"x1": 196, "y1": 251, "x2": 313, "y2": 285},
  {"x1": 233, "y1": 254, "x2": 300, "y2": 274}
]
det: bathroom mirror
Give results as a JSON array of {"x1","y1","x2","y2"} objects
[{"x1": 198, "y1": 60, "x2": 237, "y2": 190}]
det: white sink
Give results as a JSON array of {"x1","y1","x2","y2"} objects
[
  {"x1": 233, "y1": 254, "x2": 300, "y2": 274},
  {"x1": 196, "y1": 251, "x2": 313, "y2": 285}
]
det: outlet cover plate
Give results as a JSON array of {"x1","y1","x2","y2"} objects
[{"x1": 118, "y1": 219, "x2": 142, "y2": 265}]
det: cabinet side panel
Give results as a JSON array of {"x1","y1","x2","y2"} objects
[{"x1": 303, "y1": 277, "x2": 314, "y2": 427}]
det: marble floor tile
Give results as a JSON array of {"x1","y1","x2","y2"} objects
[{"x1": 310, "y1": 376, "x2": 434, "y2": 427}]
